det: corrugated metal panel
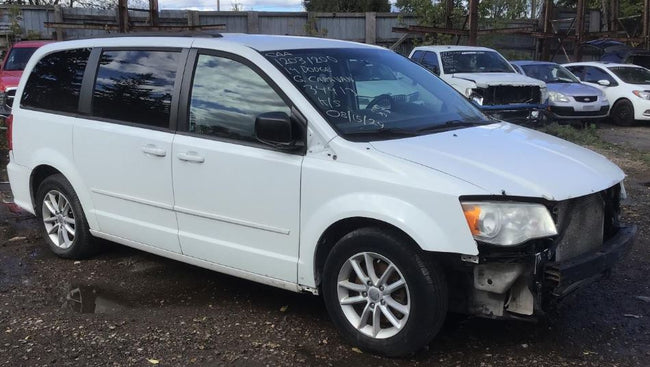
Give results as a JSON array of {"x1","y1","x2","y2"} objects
[
  {"x1": 317, "y1": 16, "x2": 365, "y2": 42},
  {"x1": 376, "y1": 15, "x2": 416, "y2": 41},
  {"x1": 200, "y1": 14, "x2": 247, "y2": 33},
  {"x1": 259, "y1": 14, "x2": 307, "y2": 36}
]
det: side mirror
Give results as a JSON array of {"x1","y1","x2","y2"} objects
[
  {"x1": 597, "y1": 79, "x2": 611, "y2": 86},
  {"x1": 255, "y1": 111, "x2": 296, "y2": 148}
]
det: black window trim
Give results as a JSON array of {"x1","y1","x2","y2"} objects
[
  {"x1": 176, "y1": 47, "x2": 307, "y2": 156},
  {"x1": 20, "y1": 47, "x2": 93, "y2": 118},
  {"x1": 77, "y1": 46, "x2": 187, "y2": 133}
]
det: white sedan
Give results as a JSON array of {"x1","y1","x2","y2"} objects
[{"x1": 564, "y1": 62, "x2": 650, "y2": 125}]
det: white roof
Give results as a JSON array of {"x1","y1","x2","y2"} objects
[
  {"x1": 37, "y1": 33, "x2": 380, "y2": 53},
  {"x1": 412, "y1": 45, "x2": 498, "y2": 53}
]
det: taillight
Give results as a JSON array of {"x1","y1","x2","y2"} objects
[{"x1": 6, "y1": 114, "x2": 13, "y2": 151}]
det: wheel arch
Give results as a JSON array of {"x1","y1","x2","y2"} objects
[
  {"x1": 312, "y1": 217, "x2": 420, "y2": 288},
  {"x1": 30, "y1": 164, "x2": 62, "y2": 213}
]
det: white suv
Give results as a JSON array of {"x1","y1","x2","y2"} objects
[
  {"x1": 7, "y1": 34, "x2": 636, "y2": 356},
  {"x1": 409, "y1": 45, "x2": 548, "y2": 124}
]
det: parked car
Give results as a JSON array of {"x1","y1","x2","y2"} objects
[
  {"x1": 7, "y1": 35, "x2": 636, "y2": 356},
  {"x1": 0, "y1": 40, "x2": 52, "y2": 116},
  {"x1": 511, "y1": 61, "x2": 609, "y2": 124},
  {"x1": 409, "y1": 45, "x2": 548, "y2": 124},
  {"x1": 564, "y1": 62, "x2": 650, "y2": 126}
]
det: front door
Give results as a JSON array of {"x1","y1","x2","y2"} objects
[{"x1": 172, "y1": 51, "x2": 303, "y2": 282}]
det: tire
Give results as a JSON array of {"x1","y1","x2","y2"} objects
[
  {"x1": 611, "y1": 99, "x2": 635, "y2": 126},
  {"x1": 36, "y1": 174, "x2": 98, "y2": 259},
  {"x1": 322, "y1": 227, "x2": 447, "y2": 357}
]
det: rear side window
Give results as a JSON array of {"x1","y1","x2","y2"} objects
[
  {"x1": 92, "y1": 50, "x2": 180, "y2": 128},
  {"x1": 21, "y1": 48, "x2": 90, "y2": 113}
]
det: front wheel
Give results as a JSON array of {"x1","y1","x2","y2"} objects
[
  {"x1": 611, "y1": 99, "x2": 635, "y2": 126},
  {"x1": 322, "y1": 227, "x2": 447, "y2": 356}
]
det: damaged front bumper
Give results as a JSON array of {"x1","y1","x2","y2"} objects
[
  {"x1": 461, "y1": 224, "x2": 636, "y2": 320},
  {"x1": 477, "y1": 103, "x2": 548, "y2": 125}
]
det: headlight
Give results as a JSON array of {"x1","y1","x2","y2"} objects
[
  {"x1": 470, "y1": 94, "x2": 483, "y2": 105},
  {"x1": 464, "y1": 87, "x2": 474, "y2": 98},
  {"x1": 461, "y1": 201, "x2": 557, "y2": 246},
  {"x1": 632, "y1": 90, "x2": 650, "y2": 100},
  {"x1": 540, "y1": 86, "x2": 548, "y2": 103},
  {"x1": 548, "y1": 91, "x2": 570, "y2": 103}
]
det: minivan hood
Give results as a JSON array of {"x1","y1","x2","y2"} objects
[
  {"x1": 452, "y1": 73, "x2": 545, "y2": 88},
  {"x1": 370, "y1": 122, "x2": 624, "y2": 201}
]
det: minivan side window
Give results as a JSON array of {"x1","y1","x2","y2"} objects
[
  {"x1": 92, "y1": 50, "x2": 180, "y2": 128},
  {"x1": 21, "y1": 48, "x2": 90, "y2": 113},
  {"x1": 188, "y1": 54, "x2": 290, "y2": 143}
]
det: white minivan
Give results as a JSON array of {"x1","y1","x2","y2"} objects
[{"x1": 6, "y1": 34, "x2": 636, "y2": 356}]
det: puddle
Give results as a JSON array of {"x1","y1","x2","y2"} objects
[{"x1": 65, "y1": 285, "x2": 129, "y2": 314}]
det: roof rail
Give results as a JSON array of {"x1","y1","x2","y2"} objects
[{"x1": 71, "y1": 31, "x2": 222, "y2": 40}]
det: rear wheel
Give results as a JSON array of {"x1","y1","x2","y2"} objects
[
  {"x1": 322, "y1": 227, "x2": 447, "y2": 357},
  {"x1": 611, "y1": 99, "x2": 635, "y2": 126},
  {"x1": 36, "y1": 174, "x2": 97, "y2": 259}
]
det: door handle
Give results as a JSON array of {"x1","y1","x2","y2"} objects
[
  {"x1": 142, "y1": 145, "x2": 166, "y2": 157},
  {"x1": 177, "y1": 152, "x2": 205, "y2": 163}
]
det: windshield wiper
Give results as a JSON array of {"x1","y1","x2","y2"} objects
[{"x1": 414, "y1": 119, "x2": 492, "y2": 134}]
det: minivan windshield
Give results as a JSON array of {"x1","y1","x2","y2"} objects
[
  {"x1": 264, "y1": 48, "x2": 489, "y2": 141},
  {"x1": 521, "y1": 63, "x2": 580, "y2": 83},
  {"x1": 440, "y1": 50, "x2": 513, "y2": 74},
  {"x1": 3, "y1": 47, "x2": 38, "y2": 71}
]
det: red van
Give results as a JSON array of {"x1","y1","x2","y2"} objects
[{"x1": 0, "y1": 40, "x2": 52, "y2": 116}]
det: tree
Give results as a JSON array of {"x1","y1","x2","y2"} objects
[{"x1": 303, "y1": 0, "x2": 391, "y2": 12}]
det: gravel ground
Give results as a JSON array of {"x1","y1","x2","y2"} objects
[{"x1": 0, "y1": 125, "x2": 649, "y2": 366}]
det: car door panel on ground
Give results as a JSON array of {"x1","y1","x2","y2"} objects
[
  {"x1": 172, "y1": 51, "x2": 302, "y2": 282},
  {"x1": 73, "y1": 48, "x2": 184, "y2": 253}
]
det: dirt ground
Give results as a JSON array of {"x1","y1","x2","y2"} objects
[{"x1": 1, "y1": 125, "x2": 649, "y2": 367}]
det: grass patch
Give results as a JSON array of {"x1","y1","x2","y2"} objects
[{"x1": 537, "y1": 122, "x2": 607, "y2": 147}]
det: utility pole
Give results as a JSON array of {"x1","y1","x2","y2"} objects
[{"x1": 468, "y1": 0, "x2": 478, "y2": 45}]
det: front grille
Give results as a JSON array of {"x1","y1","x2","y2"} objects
[
  {"x1": 553, "y1": 193, "x2": 605, "y2": 262},
  {"x1": 574, "y1": 96, "x2": 598, "y2": 103},
  {"x1": 474, "y1": 86, "x2": 541, "y2": 105},
  {"x1": 5, "y1": 88, "x2": 15, "y2": 109}
]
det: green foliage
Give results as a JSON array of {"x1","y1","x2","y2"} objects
[
  {"x1": 538, "y1": 122, "x2": 603, "y2": 146},
  {"x1": 479, "y1": 0, "x2": 529, "y2": 21},
  {"x1": 304, "y1": 16, "x2": 328, "y2": 37},
  {"x1": 303, "y1": 0, "x2": 391, "y2": 12}
]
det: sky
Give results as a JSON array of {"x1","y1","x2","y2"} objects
[{"x1": 157, "y1": 0, "x2": 304, "y2": 12}]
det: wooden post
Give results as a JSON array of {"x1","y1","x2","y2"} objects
[
  {"x1": 187, "y1": 10, "x2": 200, "y2": 27},
  {"x1": 574, "y1": 0, "x2": 585, "y2": 61},
  {"x1": 468, "y1": 0, "x2": 478, "y2": 45},
  {"x1": 365, "y1": 12, "x2": 376, "y2": 44},
  {"x1": 118, "y1": 0, "x2": 129, "y2": 33},
  {"x1": 540, "y1": 0, "x2": 553, "y2": 60},
  {"x1": 609, "y1": 0, "x2": 618, "y2": 38},
  {"x1": 247, "y1": 11, "x2": 259, "y2": 34},
  {"x1": 643, "y1": 0, "x2": 650, "y2": 50},
  {"x1": 149, "y1": 0, "x2": 159, "y2": 27},
  {"x1": 446, "y1": 0, "x2": 454, "y2": 30},
  {"x1": 53, "y1": 5, "x2": 63, "y2": 40}
]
